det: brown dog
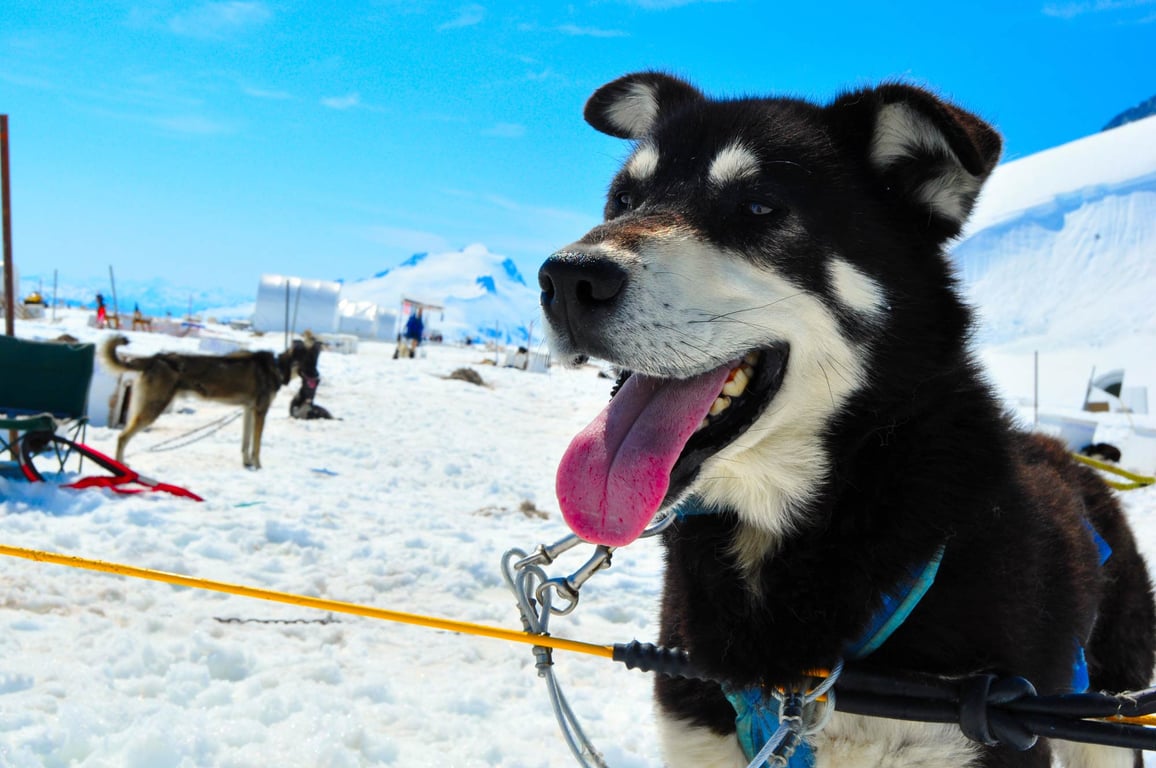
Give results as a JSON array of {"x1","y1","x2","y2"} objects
[{"x1": 101, "y1": 335, "x2": 288, "y2": 469}]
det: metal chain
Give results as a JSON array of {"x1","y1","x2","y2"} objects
[
  {"x1": 502, "y1": 508, "x2": 842, "y2": 768},
  {"x1": 499, "y1": 509, "x2": 681, "y2": 767},
  {"x1": 146, "y1": 409, "x2": 244, "y2": 452},
  {"x1": 744, "y1": 661, "x2": 842, "y2": 768},
  {"x1": 501, "y1": 544, "x2": 608, "y2": 768}
]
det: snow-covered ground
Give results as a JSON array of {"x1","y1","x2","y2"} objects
[
  {"x1": 1, "y1": 307, "x2": 1154, "y2": 767},
  {"x1": 0, "y1": 313, "x2": 665, "y2": 767}
]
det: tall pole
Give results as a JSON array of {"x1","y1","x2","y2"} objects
[
  {"x1": 2, "y1": 115, "x2": 14, "y2": 337},
  {"x1": 283, "y1": 280, "x2": 290, "y2": 349},
  {"x1": 108, "y1": 265, "x2": 120, "y2": 330},
  {"x1": 2, "y1": 115, "x2": 14, "y2": 459},
  {"x1": 1033, "y1": 350, "x2": 1039, "y2": 428},
  {"x1": 290, "y1": 282, "x2": 302, "y2": 337}
]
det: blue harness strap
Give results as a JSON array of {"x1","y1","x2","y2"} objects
[
  {"x1": 1071, "y1": 520, "x2": 1113, "y2": 694},
  {"x1": 725, "y1": 545, "x2": 946, "y2": 767},
  {"x1": 845, "y1": 546, "x2": 946, "y2": 659}
]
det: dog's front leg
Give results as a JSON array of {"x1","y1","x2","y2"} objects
[
  {"x1": 654, "y1": 674, "x2": 746, "y2": 767},
  {"x1": 241, "y1": 406, "x2": 254, "y2": 468},
  {"x1": 249, "y1": 405, "x2": 269, "y2": 470},
  {"x1": 656, "y1": 712, "x2": 746, "y2": 768}
]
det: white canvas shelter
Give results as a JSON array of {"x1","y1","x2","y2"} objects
[
  {"x1": 337, "y1": 299, "x2": 398, "y2": 340},
  {"x1": 252, "y1": 274, "x2": 341, "y2": 335}
]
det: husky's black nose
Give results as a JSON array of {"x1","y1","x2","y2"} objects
[{"x1": 538, "y1": 251, "x2": 627, "y2": 340}]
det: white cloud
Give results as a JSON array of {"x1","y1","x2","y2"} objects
[
  {"x1": 1042, "y1": 0, "x2": 1156, "y2": 17},
  {"x1": 76, "y1": 105, "x2": 234, "y2": 136},
  {"x1": 483, "y1": 122, "x2": 526, "y2": 138},
  {"x1": 150, "y1": 114, "x2": 235, "y2": 135},
  {"x1": 362, "y1": 226, "x2": 451, "y2": 253},
  {"x1": 556, "y1": 23, "x2": 628, "y2": 37},
  {"x1": 242, "y1": 85, "x2": 293, "y2": 101},
  {"x1": 628, "y1": 0, "x2": 730, "y2": 7},
  {"x1": 168, "y1": 1, "x2": 272, "y2": 39},
  {"x1": 321, "y1": 93, "x2": 361, "y2": 110},
  {"x1": 438, "y1": 4, "x2": 485, "y2": 31}
]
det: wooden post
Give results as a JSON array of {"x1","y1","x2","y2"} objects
[
  {"x1": 2, "y1": 115, "x2": 15, "y2": 458},
  {"x1": 2, "y1": 115, "x2": 14, "y2": 338},
  {"x1": 1033, "y1": 350, "x2": 1039, "y2": 428},
  {"x1": 108, "y1": 265, "x2": 120, "y2": 329},
  {"x1": 283, "y1": 279, "x2": 290, "y2": 349}
]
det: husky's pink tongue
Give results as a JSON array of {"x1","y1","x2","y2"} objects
[{"x1": 556, "y1": 364, "x2": 733, "y2": 546}]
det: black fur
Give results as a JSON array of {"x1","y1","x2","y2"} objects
[{"x1": 543, "y1": 73, "x2": 1155, "y2": 766}]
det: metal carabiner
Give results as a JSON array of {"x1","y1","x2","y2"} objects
[
  {"x1": 536, "y1": 545, "x2": 614, "y2": 616},
  {"x1": 514, "y1": 532, "x2": 587, "y2": 570}
]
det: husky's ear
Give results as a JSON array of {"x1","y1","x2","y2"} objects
[
  {"x1": 830, "y1": 84, "x2": 1002, "y2": 238},
  {"x1": 584, "y1": 72, "x2": 704, "y2": 139}
]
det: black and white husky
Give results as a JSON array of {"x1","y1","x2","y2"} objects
[{"x1": 540, "y1": 72, "x2": 1156, "y2": 768}]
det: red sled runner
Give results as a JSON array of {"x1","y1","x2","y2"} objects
[{"x1": 16, "y1": 431, "x2": 203, "y2": 501}]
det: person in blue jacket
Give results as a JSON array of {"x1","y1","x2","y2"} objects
[{"x1": 404, "y1": 309, "x2": 424, "y2": 357}]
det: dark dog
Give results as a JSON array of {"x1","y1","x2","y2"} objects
[
  {"x1": 279, "y1": 331, "x2": 333, "y2": 420},
  {"x1": 1082, "y1": 442, "x2": 1123, "y2": 464},
  {"x1": 101, "y1": 335, "x2": 288, "y2": 469},
  {"x1": 540, "y1": 72, "x2": 1155, "y2": 767}
]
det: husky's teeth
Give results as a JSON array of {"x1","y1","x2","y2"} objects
[
  {"x1": 698, "y1": 418, "x2": 710, "y2": 431},
  {"x1": 744, "y1": 352, "x2": 759, "y2": 365},
  {"x1": 722, "y1": 368, "x2": 749, "y2": 397},
  {"x1": 709, "y1": 396, "x2": 731, "y2": 416}
]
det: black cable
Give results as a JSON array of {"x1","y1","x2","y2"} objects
[{"x1": 610, "y1": 641, "x2": 1156, "y2": 752}]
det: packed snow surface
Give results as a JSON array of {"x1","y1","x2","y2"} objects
[
  {"x1": 954, "y1": 115, "x2": 1156, "y2": 346},
  {"x1": 1, "y1": 308, "x2": 1153, "y2": 767}
]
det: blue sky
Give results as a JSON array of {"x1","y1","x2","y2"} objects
[{"x1": 2, "y1": 0, "x2": 1154, "y2": 306}]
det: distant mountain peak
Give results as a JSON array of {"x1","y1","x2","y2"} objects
[
  {"x1": 501, "y1": 257, "x2": 527, "y2": 286},
  {"x1": 1103, "y1": 95, "x2": 1156, "y2": 132},
  {"x1": 399, "y1": 252, "x2": 429, "y2": 269}
]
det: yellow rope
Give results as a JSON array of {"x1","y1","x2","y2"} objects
[
  {"x1": 1111, "y1": 714, "x2": 1156, "y2": 727},
  {"x1": 0, "y1": 543, "x2": 614, "y2": 660},
  {"x1": 1072, "y1": 453, "x2": 1156, "y2": 490},
  {"x1": 4, "y1": 543, "x2": 1156, "y2": 734}
]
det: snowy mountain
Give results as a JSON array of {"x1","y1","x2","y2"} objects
[
  {"x1": 340, "y1": 243, "x2": 543, "y2": 346},
  {"x1": 19, "y1": 244, "x2": 546, "y2": 345},
  {"x1": 952, "y1": 114, "x2": 1156, "y2": 347},
  {"x1": 1104, "y1": 95, "x2": 1156, "y2": 131},
  {"x1": 16, "y1": 272, "x2": 252, "y2": 321}
]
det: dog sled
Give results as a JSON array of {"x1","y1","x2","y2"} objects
[{"x1": 11, "y1": 429, "x2": 202, "y2": 500}]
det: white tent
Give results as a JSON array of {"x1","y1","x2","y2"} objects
[
  {"x1": 337, "y1": 299, "x2": 398, "y2": 340},
  {"x1": 252, "y1": 274, "x2": 341, "y2": 334}
]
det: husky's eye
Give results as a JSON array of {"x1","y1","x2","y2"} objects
[
  {"x1": 743, "y1": 201, "x2": 776, "y2": 216},
  {"x1": 613, "y1": 191, "x2": 634, "y2": 209}
]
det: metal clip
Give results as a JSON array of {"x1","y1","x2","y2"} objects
[
  {"x1": 514, "y1": 532, "x2": 586, "y2": 571},
  {"x1": 536, "y1": 545, "x2": 614, "y2": 616}
]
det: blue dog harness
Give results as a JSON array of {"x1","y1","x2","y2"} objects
[{"x1": 673, "y1": 498, "x2": 1112, "y2": 767}]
